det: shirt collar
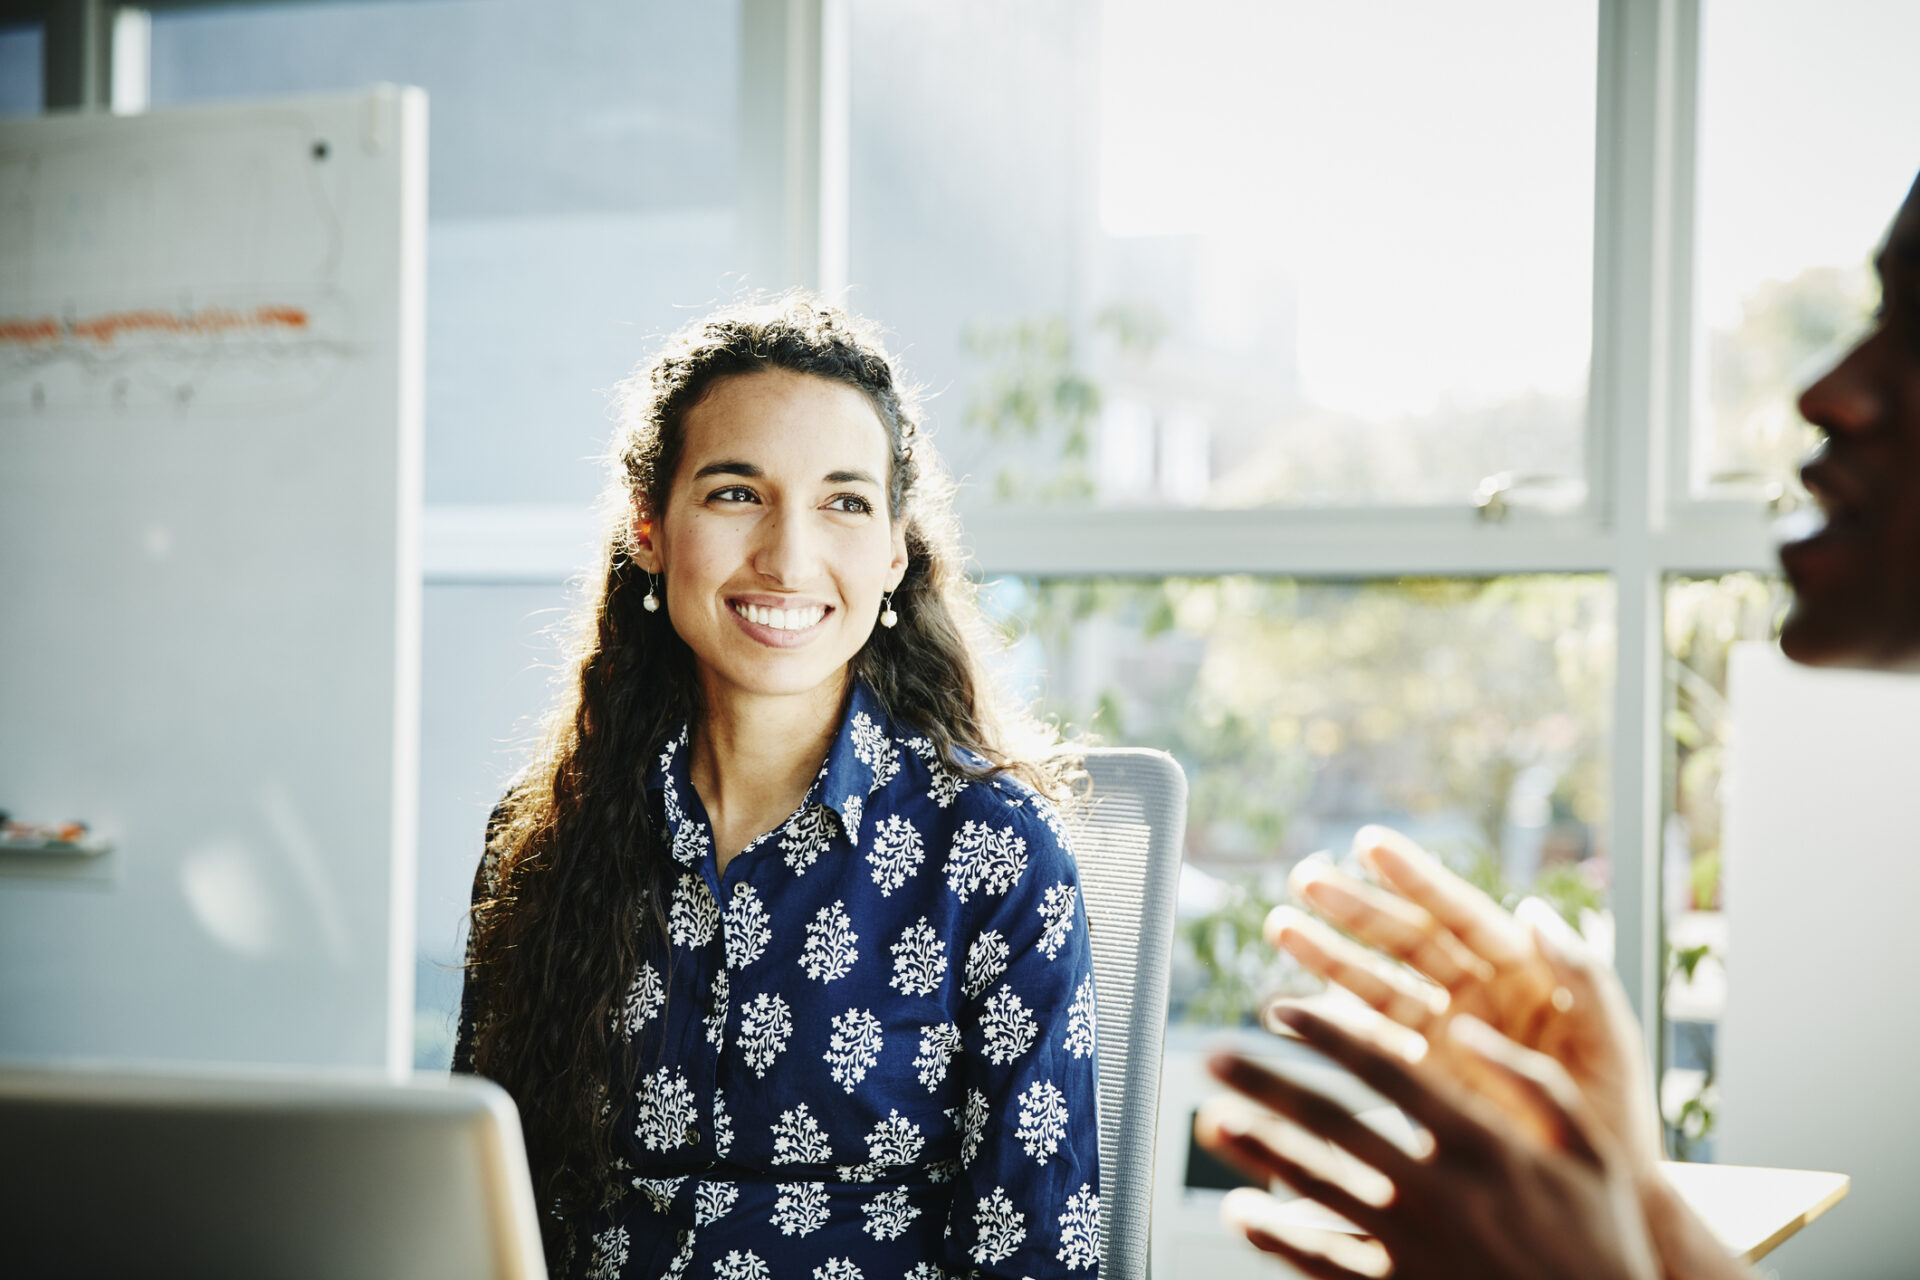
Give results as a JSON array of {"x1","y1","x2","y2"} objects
[
  {"x1": 646, "y1": 725, "x2": 711, "y2": 868},
  {"x1": 645, "y1": 679, "x2": 900, "y2": 856},
  {"x1": 817, "y1": 678, "x2": 901, "y2": 841}
]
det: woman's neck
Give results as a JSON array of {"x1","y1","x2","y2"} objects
[{"x1": 689, "y1": 671, "x2": 848, "y2": 874}]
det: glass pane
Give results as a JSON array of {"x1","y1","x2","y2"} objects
[
  {"x1": 0, "y1": 24, "x2": 40, "y2": 117},
  {"x1": 986, "y1": 575, "x2": 1614, "y2": 1025},
  {"x1": 1659, "y1": 572, "x2": 1787, "y2": 1160},
  {"x1": 851, "y1": 0, "x2": 1597, "y2": 512},
  {"x1": 1691, "y1": 0, "x2": 1920, "y2": 498},
  {"x1": 416, "y1": 581, "x2": 572, "y2": 1069},
  {"x1": 150, "y1": 0, "x2": 743, "y2": 506}
]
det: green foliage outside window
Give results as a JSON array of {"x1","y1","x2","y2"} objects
[{"x1": 964, "y1": 309, "x2": 1614, "y2": 1028}]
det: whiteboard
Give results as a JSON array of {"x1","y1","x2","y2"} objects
[
  {"x1": 0, "y1": 87, "x2": 426, "y2": 1074},
  {"x1": 1719, "y1": 643, "x2": 1920, "y2": 1279}
]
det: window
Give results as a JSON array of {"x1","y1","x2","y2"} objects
[
  {"x1": 1658, "y1": 572, "x2": 1786, "y2": 1158},
  {"x1": 1689, "y1": 0, "x2": 1920, "y2": 500},
  {"x1": 990, "y1": 575, "x2": 1612, "y2": 1024},
  {"x1": 850, "y1": 0, "x2": 1599, "y2": 511},
  {"x1": 0, "y1": 23, "x2": 41, "y2": 118},
  {"x1": 151, "y1": 0, "x2": 744, "y2": 506},
  {"x1": 68, "y1": 1, "x2": 1856, "y2": 1122}
]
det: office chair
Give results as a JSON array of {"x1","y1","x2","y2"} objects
[{"x1": 1069, "y1": 747, "x2": 1188, "y2": 1280}]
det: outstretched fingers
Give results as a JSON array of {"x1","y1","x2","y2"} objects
[
  {"x1": 1289, "y1": 857, "x2": 1493, "y2": 995},
  {"x1": 1204, "y1": 1051, "x2": 1429, "y2": 1193},
  {"x1": 1267, "y1": 1004, "x2": 1493, "y2": 1166},
  {"x1": 1267, "y1": 905, "x2": 1449, "y2": 1035},
  {"x1": 1220, "y1": 1189, "x2": 1391, "y2": 1280},
  {"x1": 1355, "y1": 825, "x2": 1536, "y2": 974}
]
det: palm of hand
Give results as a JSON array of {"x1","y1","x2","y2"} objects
[
  {"x1": 1430, "y1": 937, "x2": 1655, "y2": 1168},
  {"x1": 1202, "y1": 1005, "x2": 1665, "y2": 1280},
  {"x1": 1280, "y1": 835, "x2": 1660, "y2": 1170}
]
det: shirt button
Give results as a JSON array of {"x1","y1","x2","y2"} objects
[
  {"x1": 684, "y1": 1123, "x2": 701, "y2": 1145},
  {"x1": 732, "y1": 881, "x2": 750, "y2": 898}
]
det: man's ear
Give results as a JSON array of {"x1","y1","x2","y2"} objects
[{"x1": 632, "y1": 503, "x2": 662, "y2": 574}]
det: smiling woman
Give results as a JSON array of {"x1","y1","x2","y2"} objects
[
  {"x1": 453, "y1": 297, "x2": 1100, "y2": 1280},
  {"x1": 637, "y1": 369, "x2": 910, "y2": 723}
]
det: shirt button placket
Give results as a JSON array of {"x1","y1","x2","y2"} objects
[{"x1": 688, "y1": 875, "x2": 740, "y2": 1161}]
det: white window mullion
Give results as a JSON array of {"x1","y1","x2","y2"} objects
[
  {"x1": 1660, "y1": 0, "x2": 1703, "y2": 514},
  {"x1": 739, "y1": 0, "x2": 846, "y2": 294},
  {"x1": 1593, "y1": 0, "x2": 1702, "y2": 1048},
  {"x1": 966, "y1": 507, "x2": 1614, "y2": 579}
]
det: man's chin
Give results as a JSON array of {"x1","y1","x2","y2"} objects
[
  {"x1": 1779, "y1": 599, "x2": 1873, "y2": 670},
  {"x1": 1780, "y1": 600, "x2": 1920, "y2": 672}
]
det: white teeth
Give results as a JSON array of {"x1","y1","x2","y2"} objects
[{"x1": 734, "y1": 602, "x2": 825, "y2": 631}]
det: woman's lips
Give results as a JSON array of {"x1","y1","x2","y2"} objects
[{"x1": 726, "y1": 598, "x2": 833, "y2": 649}]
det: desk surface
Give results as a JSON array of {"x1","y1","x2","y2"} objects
[
  {"x1": 1266, "y1": 1161, "x2": 1848, "y2": 1264},
  {"x1": 1658, "y1": 1161, "x2": 1850, "y2": 1262}
]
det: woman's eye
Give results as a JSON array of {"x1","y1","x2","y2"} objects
[
  {"x1": 826, "y1": 494, "x2": 874, "y2": 515},
  {"x1": 709, "y1": 485, "x2": 758, "y2": 504}
]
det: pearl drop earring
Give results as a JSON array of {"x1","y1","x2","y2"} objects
[
  {"x1": 643, "y1": 572, "x2": 661, "y2": 613},
  {"x1": 879, "y1": 591, "x2": 898, "y2": 629}
]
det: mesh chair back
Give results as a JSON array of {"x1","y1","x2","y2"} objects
[{"x1": 1068, "y1": 748, "x2": 1187, "y2": 1280}]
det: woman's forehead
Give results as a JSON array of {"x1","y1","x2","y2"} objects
[{"x1": 679, "y1": 369, "x2": 891, "y2": 474}]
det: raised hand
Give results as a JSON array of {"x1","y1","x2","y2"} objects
[
  {"x1": 1273, "y1": 825, "x2": 1662, "y2": 1172},
  {"x1": 1196, "y1": 1005, "x2": 1664, "y2": 1280}
]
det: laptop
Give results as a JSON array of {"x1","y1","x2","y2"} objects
[{"x1": 0, "y1": 1064, "x2": 548, "y2": 1280}]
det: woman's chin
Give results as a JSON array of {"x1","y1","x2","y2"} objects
[{"x1": 698, "y1": 653, "x2": 854, "y2": 704}]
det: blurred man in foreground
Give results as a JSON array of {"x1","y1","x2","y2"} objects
[{"x1": 1194, "y1": 169, "x2": 1920, "y2": 1280}]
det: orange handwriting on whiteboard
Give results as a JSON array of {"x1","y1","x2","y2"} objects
[{"x1": 0, "y1": 306, "x2": 312, "y2": 347}]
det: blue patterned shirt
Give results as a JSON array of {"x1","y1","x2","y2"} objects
[{"x1": 469, "y1": 681, "x2": 1101, "y2": 1280}]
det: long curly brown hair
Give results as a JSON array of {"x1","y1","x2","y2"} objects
[{"x1": 461, "y1": 296, "x2": 1073, "y2": 1260}]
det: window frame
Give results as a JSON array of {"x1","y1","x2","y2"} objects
[{"x1": 408, "y1": 0, "x2": 1779, "y2": 1056}]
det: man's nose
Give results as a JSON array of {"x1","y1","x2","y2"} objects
[{"x1": 1798, "y1": 342, "x2": 1884, "y2": 437}]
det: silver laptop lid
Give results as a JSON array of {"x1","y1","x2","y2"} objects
[{"x1": 0, "y1": 1065, "x2": 548, "y2": 1280}]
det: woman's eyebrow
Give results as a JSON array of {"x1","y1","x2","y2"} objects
[
  {"x1": 691, "y1": 459, "x2": 763, "y2": 480},
  {"x1": 825, "y1": 469, "x2": 881, "y2": 486}
]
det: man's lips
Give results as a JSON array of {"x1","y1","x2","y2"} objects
[
  {"x1": 1799, "y1": 450, "x2": 1872, "y2": 530},
  {"x1": 1778, "y1": 505, "x2": 1870, "y2": 591}
]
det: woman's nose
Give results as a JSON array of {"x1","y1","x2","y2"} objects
[{"x1": 752, "y1": 506, "x2": 817, "y2": 584}]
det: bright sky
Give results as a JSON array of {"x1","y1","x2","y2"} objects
[
  {"x1": 1694, "y1": 0, "x2": 1920, "y2": 329},
  {"x1": 1097, "y1": 0, "x2": 1920, "y2": 419},
  {"x1": 1098, "y1": 0, "x2": 1597, "y2": 419}
]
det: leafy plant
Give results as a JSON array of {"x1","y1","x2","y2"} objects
[
  {"x1": 962, "y1": 304, "x2": 1164, "y2": 503},
  {"x1": 1663, "y1": 941, "x2": 1720, "y2": 1161}
]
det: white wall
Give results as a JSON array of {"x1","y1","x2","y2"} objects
[{"x1": 1719, "y1": 643, "x2": 1920, "y2": 1276}]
